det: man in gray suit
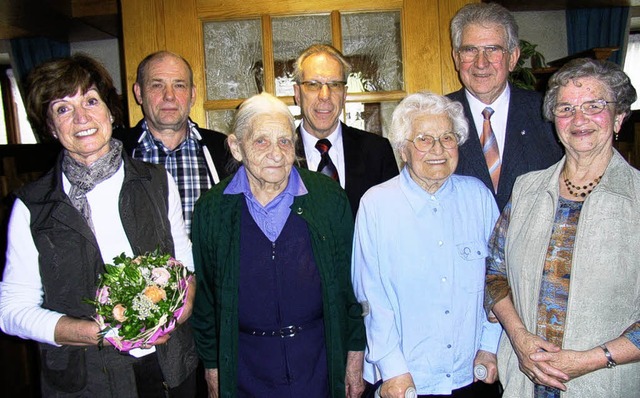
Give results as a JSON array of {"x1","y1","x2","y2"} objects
[{"x1": 448, "y1": 3, "x2": 562, "y2": 212}]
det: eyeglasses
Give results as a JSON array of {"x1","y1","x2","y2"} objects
[
  {"x1": 298, "y1": 80, "x2": 347, "y2": 92},
  {"x1": 552, "y1": 99, "x2": 617, "y2": 118},
  {"x1": 457, "y1": 45, "x2": 507, "y2": 63},
  {"x1": 407, "y1": 132, "x2": 459, "y2": 151}
]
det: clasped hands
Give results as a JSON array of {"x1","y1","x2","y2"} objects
[{"x1": 511, "y1": 327, "x2": 598, "y2": 391}]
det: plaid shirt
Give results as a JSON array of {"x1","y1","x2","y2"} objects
[{"x1": 132, "y1": 120, "x2": 212, "y2": 235}]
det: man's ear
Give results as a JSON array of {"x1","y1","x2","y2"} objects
[{"x1": 133, "y1": 82, "x2": 143, "y2": 105}]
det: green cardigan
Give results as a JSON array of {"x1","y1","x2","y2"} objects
[{"x1": 190, "y1": 167, "x2": 366, "y2": 398}]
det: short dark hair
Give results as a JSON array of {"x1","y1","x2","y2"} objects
[
  {"x1": 25, "y1": 53, "x2": 121, "y2": 138},
  {"x1": 135, "y1": 51, "x2": 194, "y2": 87}
]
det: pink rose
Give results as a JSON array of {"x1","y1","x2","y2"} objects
[
  {"x1": 97, "y1": 286, "x2": 110, "y2": 304},
  {"x1": 151, "y1": 267, "x2": 171, "y2": 286},
  {"x1": 112, "y1": 304, "x2": 127, "y2": 322},
  {"x1": 167, "y1": 258, "x2": 182, "y2": 267}
]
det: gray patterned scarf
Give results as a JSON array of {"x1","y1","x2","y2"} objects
[{"x1": 62, "y1": 139, "x2": 123, "y2": 232}]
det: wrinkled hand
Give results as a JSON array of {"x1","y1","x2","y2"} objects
[
  {"x1": 205, "y1": 368, "x2": 219, "y2": 398},
  {"x1": 379, "y1": 373, "x2": 415, "y2": 398},
  {"x1": 529, "y1": 348, "x2": 600, "y2": 381},
  {"x1": 511, "y1": 328, "x2": 568, "y2": 390},
  {"x1": 473, "y1": 350, "x2": 498, "y2": 383},
  {"x1": 345, "y1": 351, "x2": 365, "y2": 398}
]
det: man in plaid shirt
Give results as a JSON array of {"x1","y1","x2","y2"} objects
[{"x1": 114, "y1": 51, "x2": 231, "y2": 235}]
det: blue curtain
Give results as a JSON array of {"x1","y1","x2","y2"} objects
[
  {"x1": 566, "y1": 7, "x2": 629, "y2": 65},
  {"x1": 9, "y1": 36, "x2": 70, "y2": 93}
]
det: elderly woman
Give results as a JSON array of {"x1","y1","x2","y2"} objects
[
  {"x1": 0, "y1": 55, "x2": 198, "y2": 396},
  {"x1": 485, "y1": 58, "x2": 640, "y2": 398},
  {"x1": 351, "y1": 92, "x2": 502, "y2": 398},
  {"x1": 190, "y1": 92, "x2": 365, "y2": 398}
]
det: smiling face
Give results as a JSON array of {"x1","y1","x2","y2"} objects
[
  {"x1": 453, "y1": 23, "x2": 520, "y2": 104},
  {"x1": 48, "y1": 87, "x2": 113, "y2": 166},
  {"x1": 134, "y1": 54, "x2": 195, "y2": 136},
  {"x1": 401, "y1": 113, "x2": 459, "y2": 193},
  {"x1": 554, "y1": 77, "x2": 623, "y2": 160},
  {"x1": 293, "y1": 53, "x2": 347, "y2": 138},
  {"x1": 228, "y1": 113, "x2": 296, "y2": 199}
]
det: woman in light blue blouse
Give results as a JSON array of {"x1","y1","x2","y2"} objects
[{"x1": 352, "y1": 91, "x2": 502, "y2": 398}]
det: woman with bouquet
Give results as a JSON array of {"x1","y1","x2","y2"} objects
[
  {"x1": 191, "y1": 92, "x2": 366, "y2": 397},
  {"x1": 0, "y1": 54, "x2": 198, "y2": 396}
]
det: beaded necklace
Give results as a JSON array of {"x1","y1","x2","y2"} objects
[{"x1": 563, "y1": 172, "x2": 602, "y2": 198}]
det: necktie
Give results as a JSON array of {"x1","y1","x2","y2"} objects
[
  {"x1": 315, "y1": 139, "x2": 339, "y2": 182},
  {"x1": 481, "y1": 107, "x2": 501, "y2": 192}
]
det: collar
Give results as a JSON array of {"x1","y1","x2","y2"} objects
[
  {"x1": 399, "y1": 165, "x2": 454, "y2": 215},
  {"x1": 223, "y1": 165, "x2": 308, "y2": 200},
  {"x1": 465, "y1": 84, "x2": 511, "y2": 117},
  {"x1": 300, "y1": 121, "x2": 343, "y2": 153},
  {"x1": 138, "y1": 119, "x2": 202, "y2": 151}
]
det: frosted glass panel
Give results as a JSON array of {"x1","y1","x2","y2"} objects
[
  {"x1": 203, "y1": 20, "x2": 263, "y2": 100},
  {"x1": 206, "y1": 110, "x2": 236, "y2": 135},
  {"x1": 342, "y1": 12, "x2": 403, "y2": 92},
  {"x1": 271, "y1": 15, "x2": 331, "y2": 96},
  {"x1": 345, "y1": 101, "x2": 398, "y2": 138}
]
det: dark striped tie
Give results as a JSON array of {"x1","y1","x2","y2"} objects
[{"x1": 315, "y1": 139, "x2": 339, "y2": 182}]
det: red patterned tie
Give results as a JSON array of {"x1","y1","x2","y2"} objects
[
  {"x1": 481, "y1": 107, "x2": 501, "y2": 192},
  {"x1": 315, "y1": 139, "x2": 339, "y2": 182}
]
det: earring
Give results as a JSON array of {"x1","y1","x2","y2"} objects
[
  {"x1": 615, "y1": 131, "x2": 619, "y2": 141},
  {"x1": 110, "y1": 115, "x2": 115, "y2": 123}
]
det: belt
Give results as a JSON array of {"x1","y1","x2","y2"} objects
[{"x1": 239, "y1": 318, "x2": 323, "y2": 338}]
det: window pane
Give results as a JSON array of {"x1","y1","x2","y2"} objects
[
  {"x1": 203, "y1": 20, "x2": 263, "y2": 100},
  {"x1": 272, "y1": 15, "x2": 332, "y2": 96},
  {"x1": 341, "y1": 12, "x2": 403, "y2": 93},
  {"x1": 345, "y1": 101, "x2": 398, "y2": 139},
  {"x1": 206, "y1": 110, "x2": 235, "y2": 135}
]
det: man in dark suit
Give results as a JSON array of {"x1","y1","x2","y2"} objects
[
  {"x1": 292, "y1": 44, "x2": 399, "y2": 217},
  {"x1": 113, "y1": 51, "x2": 231, "y2": 235},
  {"x1": 448, "y1": 3, "x2": 562, "y2": 212}
]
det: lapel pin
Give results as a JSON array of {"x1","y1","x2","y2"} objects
[{"x1": 521, "y1": 130, "x2": 526, "y2": 135}]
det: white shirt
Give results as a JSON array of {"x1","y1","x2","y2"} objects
[
  {"x1": 300, "y1": 122, "x2": 346, "y2": 188},
  {"x1": 465, "y1": 86, "x2": 511, "y2": 160},
  {"x1": 0, "y1": 162, "x2": 193, "y2": 346}
]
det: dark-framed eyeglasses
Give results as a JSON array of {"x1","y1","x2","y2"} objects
[
  {"x1": 457, "y1": 45, "x2": 508, "y2": 63},
  {"x1": 298, "y1": 80, "x2": 347, "y2": 92},
  {"x1": 552, "y1": 99, "x2": 617, "y2": 118},
  {"x1": 406, "y1": 132, "x2": 459, "y2": 151}
]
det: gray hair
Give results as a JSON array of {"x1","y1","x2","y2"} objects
[
  {"x1": 232, "y1": 92, "x2": 296, "y2": 142},
  {"x1": 543, "y1": 58, "x2": 637, "y2": 122},
  {"x1": 293, "y1": 44, "x2": 351, "y2": 83},
  {"x1": 389, "y1": 92, "x2": 469, "y2": 151},
  {"x1": 450, "y1": 3, "x2": 519, "y2": 52},
  {"x1": 136, "y1": 51, "x2": 194, "y2": 87}
]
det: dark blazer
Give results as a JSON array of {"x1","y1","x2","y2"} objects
[
  {"x1": 295, "y1": 122, "x2": 399, "y2": 217},
  {"x1": 113, "y1": 119, "x2": 232, "y2": 182},
  {"x1": 448, "y1": 85, "x2": 563, "y2": 212}
]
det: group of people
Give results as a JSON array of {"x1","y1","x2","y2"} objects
[{"x1": 0, "y1": 2, "x2": 638, "y2": 398}]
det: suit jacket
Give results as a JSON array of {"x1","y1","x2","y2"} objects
[
  {"x1": 113, "y1": 119, "x2": 232, "y2": 182},
  {"x1": 295, "y1": 122, "x2": 399, "y2": 217},
  {"x1": 448, "y1": 85, "x2": 563, "y2": 212}
]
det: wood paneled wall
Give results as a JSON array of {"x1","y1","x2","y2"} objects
[{"x1": 121, "y1": 0, "x2": 476, "y2": 127}]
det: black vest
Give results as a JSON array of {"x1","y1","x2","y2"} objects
[{"x1": 16, "y1": 153, "x2": 196, "y2": 392}]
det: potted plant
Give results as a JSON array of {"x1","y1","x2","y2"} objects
[{"x1": 509, "y1": 39, "x2": 547, "y2": 91}]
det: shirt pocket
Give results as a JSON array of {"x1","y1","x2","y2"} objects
[{"x1": 455, "y1": 241, "x2": 487, "y2": 293}]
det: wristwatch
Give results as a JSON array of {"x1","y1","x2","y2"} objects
[{"x1": 600, "y1": 344, "x2": 617, "y2": 368}]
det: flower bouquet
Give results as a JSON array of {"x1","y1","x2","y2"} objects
[{"x1": 88, "y1": 252, "x2": 193, "y2": 351}]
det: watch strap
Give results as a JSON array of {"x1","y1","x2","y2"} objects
[{"x1": 600, "y1": 344, "x2": 617, "y2": 368}]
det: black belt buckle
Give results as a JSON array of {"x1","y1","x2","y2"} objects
[{"x1": 279, "y1": 325, "x2": 298, "y2": 338}]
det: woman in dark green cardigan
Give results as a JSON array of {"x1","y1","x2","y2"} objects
[{"x1": 190, "y1": 93, "x2": 366, "y2": 398}]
